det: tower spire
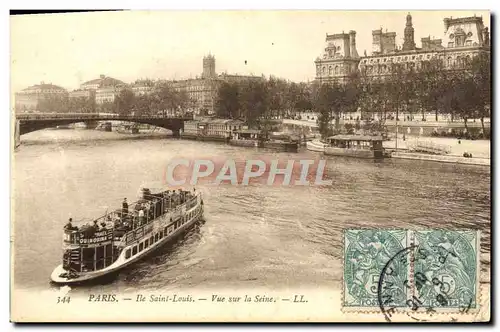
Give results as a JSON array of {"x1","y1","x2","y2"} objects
[{"x1": 402, "y1": 12, "x2": 416, "y2": 51}]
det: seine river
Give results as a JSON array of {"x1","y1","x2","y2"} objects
[{"x1": 12, "y1": 129, "x2": 490, "y2": 295}]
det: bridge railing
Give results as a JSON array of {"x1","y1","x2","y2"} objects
[{"x1": 16, "y1": 112, "x2": 193, "y2": 121}]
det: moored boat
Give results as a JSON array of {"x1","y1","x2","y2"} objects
[
  {"x1": 50, "y1": 188, "x2": 204, "y2": 284},
  {"x1": 306, "y1": 139, "x2": 327, "y2": 152},
  {"x1": 324, "y1": 134, "x2": 385, "y2": 159},
  {"x1": 229, "y1": 129, "x2": 299, "y2": 152}
]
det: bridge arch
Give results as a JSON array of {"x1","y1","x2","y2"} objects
[{"x1": 16, "y1": 113, "x2": 192, "y2": 137}]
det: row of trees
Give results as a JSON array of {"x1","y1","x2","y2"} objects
[
  {"x1": 213, "y1": 52, "x2": 490, "y2": 138},
  {"x1": 31, "y1": 80, "x2": 192, "y2": 116},
  {"x1": 215, "y1": 77, "x2": 313, "y2": 127},
  {"x1": 316, "y1": 53, "x2": 490, "y2": 138},
  {"x1": 100, "y1": 82, "x2": 191, "y2": 116}
]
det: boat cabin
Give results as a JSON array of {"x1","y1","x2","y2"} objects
[
  {"x1": 60, "y1": 188, "x2": 197, "y2": 274},
  {"x1": 325, "y1": 135, "x2": 384, "y2": 158},
  {"x1": 232, "y1": 129, "x2": 262, "y2": 140}
]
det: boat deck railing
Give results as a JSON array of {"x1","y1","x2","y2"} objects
[{"x1": 63, "y1": 191, "x2": 200, "y2": 246}]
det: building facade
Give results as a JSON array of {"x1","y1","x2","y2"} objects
[
  {"x1": 172, "y1": 55, "x2": 264, "y2": 114},
  {"x1": 15, "y1": 82, "x2": 68, "y2": 112},
  {"x1": 314, "y1": 30, "x2": 360, "y2": 84},
  {"x1": 315, "y1": 14, "x2": 490, "y2": 83},
  {"x1": 130, "y1": 80, "x2": 155, "y2": 96},
  {"x1": 70, "y1": 74, "x2": 126, "y2": 105}
]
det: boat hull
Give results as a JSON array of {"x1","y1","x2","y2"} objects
[
  {"x1": 51, "y1": 202, "x2": 204, "y2": 285},
  {"x1": 306, "y1": 140, "x2": 327, "y2": 152},
  {"x1": 324, "y1": 147, "x2": 383, "y2": 159}
]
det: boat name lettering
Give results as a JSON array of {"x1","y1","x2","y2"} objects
[{"x1": 79, "y1": 234, "x2": 112, "y2": 244}]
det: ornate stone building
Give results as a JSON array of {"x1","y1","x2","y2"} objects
[
  {"x1": 315, "y1": 13, "x2": 490, "y2": 83},
  {"x1": 68, "y1": 74, "x2": 126, "y2": 104},
  {"x1": 359, "y1": 14, "x2": 490, "y2": 79},
  {"x1": 172, "y1": 55, "x2": 264, "y2": 114},
  {"x1": 314, "y1": 30, "x2": 360, "y2": 84},
  {"x1": 15, "y1": 82, "x2": 68, "y2": 112}
]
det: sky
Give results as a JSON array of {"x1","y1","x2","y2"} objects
[{"x1": 10, "y1": 10, "x2": 490, "y2": 93}]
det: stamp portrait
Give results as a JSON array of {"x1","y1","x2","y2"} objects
[
  {"x1": 412, "y1": 229, "x2": 480, "y2": 312},
  {"x1": 343, "y1": 229, "x2": 409, "y2": 309}
]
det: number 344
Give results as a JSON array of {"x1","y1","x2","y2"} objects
[{"x1": 56, "y1": 296, "x2": 71, "y2": 304}]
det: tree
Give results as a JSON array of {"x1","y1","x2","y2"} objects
[
  {"x1": 267, "y1": 76, "x2": 289, "y2": 119},
  {"x1": 469, "y1": 52, "x2": 491, "y2": 133},
  {"x1": 239, "y1": 79, "x2": 269, "y2": 128},
  {"x1": 215, "y1": 81, "x2": 240, "y2": 119},
  {"x1": 315, "y1": 84, "x2": 334, "y2": 139},
  {"x1": 418, "y1": 58, "x2": 446, "y2": 121},
  {"x1": 151, "y1": 82, "x2": 190, "y2": 116},
  {"x1": 114, "y1": 88, "x2": 136, "y2": 115},
  {"x1": 37, "y1": 94, "x2": 69, "y2": 113}
]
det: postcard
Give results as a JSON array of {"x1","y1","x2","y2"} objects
[{"x1": 10, "y1": 10, "x2": 491, "y2": 322}]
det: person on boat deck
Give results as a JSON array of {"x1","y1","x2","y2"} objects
[
  {"x1": 122, "y1": 198, "x2": 129, "y2": 217},
  {"x1": 64, "y1": 218, "x2": 77, "y2": 230},
  {"x1": 165, "y1": 190, "x2": 172, "y2": 210},
  {"x1": 172, "y1": 190, "x2": 179, "y2": 207},
  {"x1": 138, "y1": 209, "x2": 145, "y2": 226}
]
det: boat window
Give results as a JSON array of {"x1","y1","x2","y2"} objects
[
  {"x1": 105, "y1": 244, "x2": 113, "y2": 267},
  {"x1": 96, "y1": 246, "x2": 105, "y2": 270},
  {"x1": 139, "y1": 242, "x2": 144, "y2": 252},
  {"x1": 125, "y1": 249, "x2": 131, "y2": 259},
  {"x1": 132, "y1": 246, "x2": 138, "y2": 256},
  {"x1": 145, "y1": 239, "x2": 149, "y2": 249},
  {"x1": 82, "y1": 247, "x2": 95, "y2": 272}
]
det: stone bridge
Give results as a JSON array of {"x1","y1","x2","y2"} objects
[{"x1": 15, "y1": 113, "x2": 194, "y2": 137}]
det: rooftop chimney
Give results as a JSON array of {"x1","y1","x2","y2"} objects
[
  {"x1": 349, "y1": 30, "x2": 359, "y2": 58},
  {"x1": 100, "y1": 74, "x2": 105, "y2": 79}
]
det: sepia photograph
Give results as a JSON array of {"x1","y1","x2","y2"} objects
[{"x1": 10, "y1": 9, "x2": 491, "y2": 323}]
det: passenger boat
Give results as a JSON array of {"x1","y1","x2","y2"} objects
[
  {"x1": 324, "y1": 134, "x2": 385, "y2": 159},
  {"x1": 50, "y1": 188, "x2": 204, "y2": 284},
  {"x1": 306, "y1": 139, "x2": 327, "y2": 152}
]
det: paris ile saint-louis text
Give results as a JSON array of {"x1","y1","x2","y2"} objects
[{"x1": 56, "y1": 293, "x2": 309, "y2": 304}]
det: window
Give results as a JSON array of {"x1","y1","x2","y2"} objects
[
  {"x1": 125, "y1": 249, "x2": 131, "y2": 259},
  {"x1": 447, "y1": 57, "x2": 453, "y2": 67},
  {"x1": 150, "y1": 236, "x2": 154, "y2": 244},
  {"x1": 155, "y1": 233, "x2": 159, "y2": 242},
  {"x1": 132, "y1": 246, "x2": 138, "y2": 256},
  {"x1": 160, "y1": 231, "x2": 164, "y2": 239},
  {"x1": 139, "y1": 242, "x2": 144, "y2": 252},
  {"x1": 145, "y1": 239, "x2": 149, "y2": 249}
]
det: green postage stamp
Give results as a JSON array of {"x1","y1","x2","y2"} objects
[{"x1": 343, "y1": 229, "x2": 480, "y2": 314}]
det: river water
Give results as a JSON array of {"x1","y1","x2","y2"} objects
[{"x1": 12, "y1": 129, "x2": 491, "y2": 295}]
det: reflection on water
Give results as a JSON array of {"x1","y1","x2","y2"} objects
[{"x1": 13, "y1": 130, "x2": 490, "y2": 293}]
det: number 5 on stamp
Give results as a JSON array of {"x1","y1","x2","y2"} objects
[{"x1": 343, "y1": 229, "x2": 410, "y2": 310}]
